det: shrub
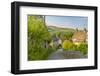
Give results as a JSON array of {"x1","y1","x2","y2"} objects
[
  {"x1": 77, "y1": 43, "x2": 88, "y2": 55},
  {"x1": 62, "y1": 40, "x2": 76, "y2": 51}
]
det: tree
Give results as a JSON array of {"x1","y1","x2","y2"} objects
[
  {"x1": 28, "y1": 15, "x2": 52, "y2": 60},
  {"x1": 84, "y1": 28, "x2": 87, "y2": 33},
  {"x1": 76, "y1": 28, "x2": 78, "y2": 32},
  {"x1": 62, "y1": 40, "x2": 75, "y2": 51}
]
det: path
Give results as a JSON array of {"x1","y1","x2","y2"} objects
[
  {"x1": 48, "y1": 49, "x2": 65, "y2": 60},
  {"x1": 48, "y1": 49, "x2": 87, "y2": 60}
]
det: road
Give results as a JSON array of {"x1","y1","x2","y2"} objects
[{"x1": 48, "y1": 49, "x2": 87, "y2": 60}]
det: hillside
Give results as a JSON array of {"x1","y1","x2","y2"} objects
[{"x1": 47, "y1": 25, "x2": 75, "y2": 33}]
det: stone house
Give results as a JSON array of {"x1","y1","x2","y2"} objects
[
  {"x1": 49, "y1": 35, "x2": 62, "y2": 48},
  {"x1": 72, "y1": 30, "x2": 87, "y2": 45}
]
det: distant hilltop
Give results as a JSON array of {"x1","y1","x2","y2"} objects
[
  {"x1": 46, "y1": 24, "x2": 87, "y2": 31},
  {"x1": 47, "y1": 25, "x2": 75, "y2": 31}
]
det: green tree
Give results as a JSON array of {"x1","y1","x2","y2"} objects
[
  {"x1": 62, "y1": 40, "x2": 75, "y2": 51},
  {"x1": 64, "y1": 32, "x2": 73, "y2": 40},
  {"x1": 77, "y1": 43, "x2": 88, "y2": 55},
  {"x1": 28, "y1": 15, "x2": 52, "y2": 60}
]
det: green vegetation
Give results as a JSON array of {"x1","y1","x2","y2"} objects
[
  {"x1": 28, "y1": 15, "x2": 54, "y2": 60},
  {"x1": 76, "y1": 43, "x2": 88, "y2": 55},
  {"x1": 62, "y1": 40, "x2": 76, "y2": 51},
  {"x1": 62, "y1": 40, "x2": 88, "y2": 55},
  {"x1": 48, "y1": 26, "x2": 75, "y2": 43}
]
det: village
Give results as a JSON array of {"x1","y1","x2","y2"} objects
[{"x1": 46, "y1": 27, "x2": 88, "y2": 59}]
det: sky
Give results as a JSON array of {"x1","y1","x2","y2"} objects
[{"x1": 45, "y1": 15, "x2": 88, "y2": 29}]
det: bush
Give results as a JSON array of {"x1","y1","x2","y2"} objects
[
  {"x1": 62, "y1": 39, "x2": 88, "y2": 55},
  {"x1": 77, "y1": 43, "x2": 88, "y2": 55},
  {"x1": 62, "y1": 40, "x2": 76, "y2": 51}
]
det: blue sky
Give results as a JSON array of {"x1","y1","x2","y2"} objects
[{"x1": 45, "y1": 16, "x2": 88, "y2": 29}]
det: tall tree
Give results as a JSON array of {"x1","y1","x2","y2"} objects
[{"x1": 28, "y1": 15, "x2": 51, "y2": 60}]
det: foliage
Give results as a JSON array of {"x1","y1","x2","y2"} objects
[
  {"x1": 76, "y1": 43, "x2": 88, "y2": 55},
  {"x1": 64, "y1": 32, "x2": 74, "y2": 40},
  {"x1": 54, "y1": 31, "x2": 74, "y2": 42},
  {"x1": 28, "y1": 15, "x2": 51, "y2": 41},
  {"x1": 28, "y1": 15, "x2": 53, "y2": 60},
  {"x1": 62, "y1": 40, "x2": 88, "y2": 55},
  {"x1": 62, "y1": 40, "x2": 76, "y2": 51}
]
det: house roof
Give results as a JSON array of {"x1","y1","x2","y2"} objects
[{"x1": 72, "y1": 31, "x2": 87, "y2": 42}]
